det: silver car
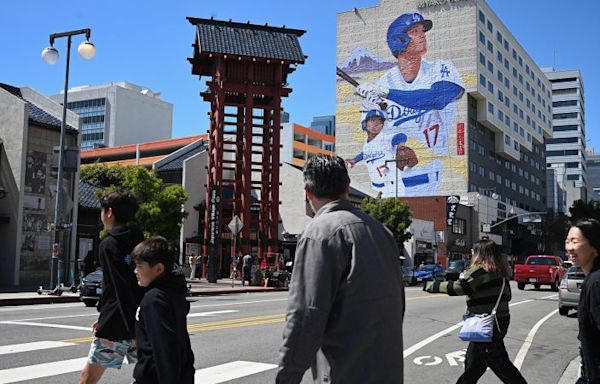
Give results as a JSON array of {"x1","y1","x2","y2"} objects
[{"x1": 558, "y1": 266, "x2": 584, "y2": 316}]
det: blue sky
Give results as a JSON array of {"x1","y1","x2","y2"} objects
[{"x1": 2, "y1": 0, "x2": 599, "y2": 150}]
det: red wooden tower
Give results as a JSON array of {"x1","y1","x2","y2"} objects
[{"x1": 188, "y1": 17, "x2": 305, "y2": 281}]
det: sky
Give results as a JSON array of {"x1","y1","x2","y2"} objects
[{"x1": 2, "y1": 0, "x2": 599, "y2": 149}]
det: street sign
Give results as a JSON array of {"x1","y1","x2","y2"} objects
[
  {"x1": 481, "y1": 223, "x2": 491, "y2": 233},
  {"x1": 228, "y1": 215, "x2": 243, "y2": 234}
]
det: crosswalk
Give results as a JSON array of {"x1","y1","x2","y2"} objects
[{"x1": 0, "y1": 339, "x2": 278, "y2": 383}]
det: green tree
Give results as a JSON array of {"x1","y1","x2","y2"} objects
[
  {"x1": 361, "y1": 196, "x2": 412, "y2": 249},
  {"x1": 81, "y1": 164, "x2": 188, "y2": 243}
]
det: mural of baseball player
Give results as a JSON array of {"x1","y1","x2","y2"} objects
[
  {"x1": 346, "y1": 109, "x2": 411, "y2": 195},
  {"x1": 354, "y1": 12, "x2": 465, "y2": 197}
]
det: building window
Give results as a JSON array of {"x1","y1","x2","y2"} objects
[
  {"x1": 518, "y1": 56, "x2": 523, "y2": 66},
  {"x1": 479, "y1": 74, "x2": 486, "y2": 87},
  {"x1": 487, "y1": 81, "x2": 494, "y2": 93},
  {"x1": 497, "y1": 70, "x2": 504, "y2": 82},
  {"x1": 487, "y1": 41, "x2": 493, "y2": 53},
  {"x1": 479, "y1": 10, "x2": 485, "y2": 23},
  {"x1": 553, "y1": 112, "x2": 578, "y2": 120},
  {"x1": 479, "y1": 52, "x2": 486, "y2": 65},
  {"x1": 479, "y1": 31, "x2": 486, "y2": 44},
  {"x1": 453, "y1": 218, "x2": 466, "y2": 235},
  {"x1": 504, "y1": 40, "x2": 509, "y2": 51},
  {"x1": 488, "y1": 101, "x2": 495, "y2": 114},
  {"x1": 553, "y1": 100, "x2": 578, "y2": 107},
  {"x1": 487, "y1": 20, "x2": 493, "y2": 32},
  {"x1": 487, "y1": 60, "x2": 494, "y2": 73},
  {"x1": 505, "y1": 134, "x2": 510, "y2": 145},
  {"x1": 496, "y1": 31, "x2": 503, "y2": 43}
]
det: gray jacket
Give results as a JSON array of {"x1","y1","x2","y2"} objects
[{"x1": 277, "y1": 200, "x2": 405, "y2": 383}]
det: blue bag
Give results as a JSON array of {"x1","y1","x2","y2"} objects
[{"x1": 458, "y1": 278, "x2": 505, "y2": 342}]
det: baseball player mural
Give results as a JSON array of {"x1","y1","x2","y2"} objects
[{"x1": 339, "y1": 11, "x2": 466, "y2": 197}]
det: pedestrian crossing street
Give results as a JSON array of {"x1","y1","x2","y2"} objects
[{"x1": 0, "y1": 339, "x2": 278, "y2": 383}]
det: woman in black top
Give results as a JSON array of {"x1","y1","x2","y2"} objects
[
  {"x1": 425, "y1": 240, "x2": 527, "y2": 384},
  {"x1": 565, "y1": 218, "x2": 600, "y2": 383}
]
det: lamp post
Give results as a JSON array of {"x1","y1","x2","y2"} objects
[{"x1": 41, "y1": 29, "x2": 96, "y2": 294}]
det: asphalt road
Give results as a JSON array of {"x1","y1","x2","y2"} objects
[{"x1": 0, "y1": 282, "x2": 579, "y2": 383}]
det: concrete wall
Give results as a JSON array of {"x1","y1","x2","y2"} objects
[
  {"x1": 180, "y1": 151, "x2": 207, "y2": 259},
  {"x1": 278, "y1": 163, "x2": 313, "y2": 236},
  {"x1": 0, "y1": 88, "x2": 27, "y2": 286},
  {"x1": 112, "y1": 86, "x2": 173, "y2": 146}
]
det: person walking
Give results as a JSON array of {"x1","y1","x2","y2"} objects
[
  {"x1": 424, "y1": 239, "x2": 527, "y2": 384},
  {"x1": 276, "y1": 155, "x2": 405, "y2": 384},
  {"x1": 131, "y1": 236, "x2": 195, "y2": 384},
  {"x1": 242, "y1": 253, "x2": 252, "y2": 286},
  {"x1": 79, "y1": 190, "x2": 144, "y2": 384},
  {"x1": 565, "y1": 218, "x2": 600, "y2": 383},
  {"x1": 188, "y1": 253, "x2": 197, "y2": 280}
]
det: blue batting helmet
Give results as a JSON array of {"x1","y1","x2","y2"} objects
[
  {"x1": 386, "y1": 12, "x2": 432, "y2": 57},
  {"x1": 361, "y1": 109, "x2": 386, "y2": 131}
]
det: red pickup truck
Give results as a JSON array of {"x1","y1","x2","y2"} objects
[{"x1": 513, "y1": 255, "x2": 567, "y2": 291}]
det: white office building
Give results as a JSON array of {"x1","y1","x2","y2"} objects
[
  {"x1": 542, "y1": 68, "x2": 586, "y2": 208},
  {"x1": 50, "y1": 82, "x2": 173, "y2": 150}
]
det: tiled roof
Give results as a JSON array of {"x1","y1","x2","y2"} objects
[
  {"x1": 81, "y1": 134, "x2": 207, "y2": 159},
  {"x1": 188, "y1": 18, "x2": 306, "y2": 63},
  {"x1": 79, "y1": 181, "x2": 100, "y2": 209},
  {"x1": 156, "y1": 142, "x2": 207, "y2": 171},
  {"x1": 0, "y1": 83, "x2": 76, "y2": 132}
]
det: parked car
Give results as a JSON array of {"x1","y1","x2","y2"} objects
[
  {"x1": 414, "y1": 264, "x2": 444, "y2": 284},
  {"x1": 558, "y1": 266, "x2": 585, "y2": 316},
  {"x1": 80, "y1": 269, "x2": 102, "y2": 307},
  {"x1": 402, "y1": 266, "x2": 416, "y2": 286},
  {"x1": 445, "y1": 260, "x2": 470, "y2": 281},
  {"x1": 513, "y1": 255, "x2": 567, "y2": 291}
]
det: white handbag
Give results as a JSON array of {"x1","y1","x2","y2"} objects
[{"x1": 458, "y1": 278, "x2": 505, "y2": 342}]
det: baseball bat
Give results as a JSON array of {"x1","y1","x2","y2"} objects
[{"x1": 336, "y1": 66, "x2": 387, "y2": 110}]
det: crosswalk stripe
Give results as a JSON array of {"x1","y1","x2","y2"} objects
[
  {"x1": 0, "y1": 321, "x2": 91, "y2": 331},
  {"x1": 187, "y1": 310, "x2": 239, "y2": 318},
  {"x1": 195, "y1": 361, "x2": 277, "y2": 383},
  {"x1": 0, "y1": 357, "x2": 88, "y2": 384},
  {"x1": 0, "y1": 358, "x2": 277, "y2": 384},
  {"x1": 0, "y1": 341, "x2": 76, "y2": 355}
]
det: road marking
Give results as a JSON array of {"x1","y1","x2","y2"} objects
[
  {"x1": 413, "y1": 355, "x2": 443, "y2": 366},
  {"x1": 0, "y1": 321, "x2": 91, "y2": 332},
  {"x1": 62, "y1": 313, "x2": 287, "y2": 345},
  {"x1": 0, "y1": 357, "x2": 89, "y2": 383},
  {"x1": 195, "y1": 361, "x2": 277, "y2": 383},
  {"x1": 3, "y1": 313, "x2": 96, "y2": 322},
  {"x1": 513, "y1": 309, "x2": 558, "y2": 370},
  {"x1": 188, "y1": 310, "x2": 239, "y2": 318},
  {"x1": 0, "y1": 341, "x2": 76, "y2": 355},
  {"x1": 402, "y1": 299, "x2": 534, "y2": 358},
  {"x1": 509, "y1": 299, "x2": 534, "y2": 307},
  {"x1": 445, "y1": 349, "x2": 467, "y2": 366},
  {"x1": 541, "y1": 294, "x2": 558, "y2": 300},
  {"x1": 406, "y1": 295, "x2": 449, "y2": 301}
]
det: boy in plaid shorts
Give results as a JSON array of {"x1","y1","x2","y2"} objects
[{"x1": 79, "y1": 190, "x2": 144, "y2": 383}]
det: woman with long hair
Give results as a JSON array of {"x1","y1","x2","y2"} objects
[
  {"x1": 565, "y1": 218, "x2": 600, "y2": 383},
  {"x1": 424, "y1": 239, "x2": 527, "y2": 383}
]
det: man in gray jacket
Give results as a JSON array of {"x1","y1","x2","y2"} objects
[{"x1": 277, "y1": 155, "x2": 405, "y2": 384}]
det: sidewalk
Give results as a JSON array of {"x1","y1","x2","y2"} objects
[{"x1": 0, "y1": 278, "x2": 287, "y2": 307}]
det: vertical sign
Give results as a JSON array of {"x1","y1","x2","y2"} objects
[
  {"x1": 446, "y1": 195, "x2": 460, "y2": 226},
  {"x1": 457, "y1": 123, "x2": 465, "y2": 156}
]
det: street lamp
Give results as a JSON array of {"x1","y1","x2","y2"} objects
[{"x1": 41, "y1": 29, "x2": 95, "y2": 294}]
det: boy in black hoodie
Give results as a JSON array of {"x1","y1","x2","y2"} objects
[
  {"x1": 131, "y1": 236, "x2": 195, "y2": 384},
  {"x1": 80, "y1": 190, "x2": 144, "y2": 384}
]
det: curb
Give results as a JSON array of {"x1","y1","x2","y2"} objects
[
  {"x1": 0, "y1": 296, "x2": 82, "y2": 307},
  {"x1": 188, "y1": 287, "x2": 288, "y2": 297},
  {"x1": 0, "y1": 287, "x2": 288, "y2": 306}
]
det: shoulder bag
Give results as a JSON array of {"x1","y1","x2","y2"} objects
[{"x1": 458, "y1": 278, "x2": 505, "y2": 342}]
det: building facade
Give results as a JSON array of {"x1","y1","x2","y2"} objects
[
  {"x1": 337, "y1": 0, "x2": 552, "y2": 263},
  {"x1": 543, "y1": 68, "x2": 587, "y2": 208},
  {"x1": 586, "y1": 148, "x2": 600, "y2": 201},
  {"x1": 281, "y1": 122, "x2": 335, "y2": 168},
  {"x1": 50, "y1": 82, "x2": 172, "y2": 150},
  {"x1": 0, "y1": 83, "x2": 80, "y2": 287},
  {"x1": 310, "y1": 115, "x2": 336, "y2": 151}
]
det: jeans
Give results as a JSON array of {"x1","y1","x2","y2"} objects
[{"x1": 457, "y1": 318, "x2": 527, "y2": 384}]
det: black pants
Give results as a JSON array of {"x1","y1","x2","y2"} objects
[{"x1": 457, "y1": 318, "x2": 527, "y2": 384}]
